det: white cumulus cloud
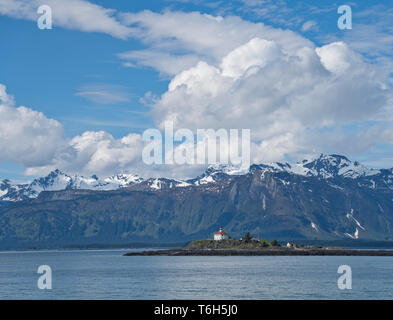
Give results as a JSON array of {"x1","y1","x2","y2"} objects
[
  {"x1": 0, "y1": 84, "x2": 64, "y2": 167},
  {"x1": 144, "y1": 17, "x2": 392, "y2": 163}
]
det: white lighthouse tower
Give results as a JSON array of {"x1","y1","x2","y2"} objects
[{"x1": 214, "y1": 227, "x2": 229, "y2": 241}]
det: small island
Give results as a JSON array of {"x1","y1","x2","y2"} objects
[{"x1": 124, "y1": 229, "x2": 393, "y2": 257}]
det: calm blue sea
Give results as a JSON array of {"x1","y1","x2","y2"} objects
[{"x1": 0, "y1": 249, "x2": 392, "y2": 299}]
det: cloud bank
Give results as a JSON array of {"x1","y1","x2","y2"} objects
[
  {"x1": 125, "y1": 11, "x2": 391, "y2": 164},
  {"x1": 1, "y1": 5, "x2": 393, "y2": 177}
]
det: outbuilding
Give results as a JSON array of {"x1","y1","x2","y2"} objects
[{"x1": 286, "y1": 241, "x2": 297, "y2": 248}]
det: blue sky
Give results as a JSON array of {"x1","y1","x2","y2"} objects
[{"x1": 0, "y1": 0, "x2": 392, "y2": 181}]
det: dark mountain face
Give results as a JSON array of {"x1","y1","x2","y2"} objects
[{"x1": 0, "y1": 155, "x2": 392, "y2": 249}]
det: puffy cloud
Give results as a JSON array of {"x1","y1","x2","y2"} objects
[
  {"x1": 118, "y1": 9, "x2": 392, "y2": 165},
  {"x1": 65, "y1": 131, "x2": 143, "y2": 175},
  {"x1": 116, "y1": 10, "x2": 393, "y2": 165},
  {"x1": 0, "y1": 84, "x2": 14, "y2": 105},
  {"x1": 315, "y1": 42, "x2": 362, "y2": 75},
  {"x1": 26, "y1": 131, "x2": 144, "y2": 177},
  {"x1": 169, "y1": 61, "x2": 225, "y2": 95},
  {"x1": 1, "y1": 84, "x2": 211, "y2": 179},
  {"x1": 119, "y1": 10, "x2": 313, "y2": 76},
  {"x1": 0, "y1": 0, "x2": 132, "y2": 39},
  {"x1": 220, "y1": 38, "x2": 280, "y2": 78},
  {"x1": 118, "y1": 10, "x2": 391, "y2": 164},
  {"x1": 0, "y1": 84, "x2": 147, "y2": 178},
  {"x1": 151, "y1": 35, "x2": 392, "y2": 163},
  {"x1": 0, "y1": 84, "x2": 64, "y2": 167},
  {"x1": 251, "y1": 134, "x2": 300, "y2": 163}
]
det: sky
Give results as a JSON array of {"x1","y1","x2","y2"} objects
[{"x1": 0, "y1": 0, "x2": 393, "y2": 181}]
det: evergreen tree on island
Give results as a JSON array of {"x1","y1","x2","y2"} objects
[{"x1": 243, "y1": 232, "x2": 252, "y2": 243}]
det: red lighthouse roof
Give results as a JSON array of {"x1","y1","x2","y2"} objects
[{"x1": 214, "y1": 228, "x2": 227, "y2": 235}]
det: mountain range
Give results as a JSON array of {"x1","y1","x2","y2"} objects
[
  {"x1": 0, "y1": 154, "x2": 392, "y2": 249},
  {"x1": 0, "y1": 154, "x2": 384, "y2": 202}
]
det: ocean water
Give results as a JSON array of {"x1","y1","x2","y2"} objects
[{"x1": 0, "y1": 249, "x2": 392, "y2": 299}]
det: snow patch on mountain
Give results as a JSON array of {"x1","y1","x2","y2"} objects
[
  {"x1": 345, "y1": 228, "x2": 359, "y2": 239},
  {"x1": 346, "y1": 209, "x2": 366, "y2": 231},
  {"x1": 311, "y1": 222, "x2": 319, "y2": 232},
  {"x1": 150, "y1": 179, "x2": 161, "y2": 190}
]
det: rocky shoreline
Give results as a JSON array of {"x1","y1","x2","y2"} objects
[{"x1": 123, "y1": 248, "x2": 393, "y2": 256}]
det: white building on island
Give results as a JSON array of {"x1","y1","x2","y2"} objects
[
  {"x1": 286, "y1": 241, "x2": 297, "y2": 248},
  {"x1": 214, "y1": 228, "x2": 229, "y2": 241}
]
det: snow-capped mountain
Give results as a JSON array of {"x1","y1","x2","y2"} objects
[
  {"x1": 291, "y1": 154, "x2": 380, "y2": 178},
  {"x1": 0, "y1": 170, "x2": 143, "y2": 201},
  {"x1": 251, "y1": 154, "x2": 382, "y2": 179}
]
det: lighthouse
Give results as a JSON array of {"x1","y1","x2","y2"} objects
[{"x1": 214, "y1": 227, "x2": 229, "y2": 241}]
